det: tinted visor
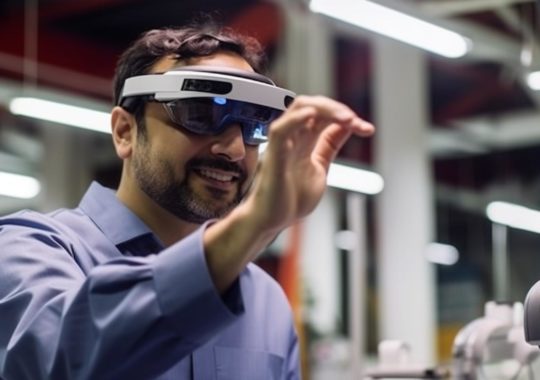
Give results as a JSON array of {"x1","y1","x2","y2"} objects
[{"x1": 162, "y1": 97, "x2": 282, "y2": 145}]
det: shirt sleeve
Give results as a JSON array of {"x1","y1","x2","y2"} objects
[
  {"x1": 0, "y1": 214, "x2": 243, "y2": 380},
  {"x1": 285, "y1": 324, "x2": 301, "y2": 380}
]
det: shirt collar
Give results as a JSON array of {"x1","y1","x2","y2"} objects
[{"x1": 79, "y1": 181, "x2": 158, "y2": 246}]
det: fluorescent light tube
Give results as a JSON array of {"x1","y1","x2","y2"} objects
[
  {"x1": 526, "y1": 71, "x2": 540, "y2": 90},
  {"x1": 0, "y1": 171, "x2": 41, "y2": 199},
  {"x1": 487, "y1": 201, "x2": 540, "y2": 234},
  {"x1": 425, "y1": 242, "x2": 459, "y2": 265},
  {"x1": 9, "y1": 97, "x2": 111, "y2": 134},
  {"x1": 310, "y1": 0, "x2": 471, "y2": 58},
  {"x1": 328, "y1": 163, "x2": 384, "y2": 194},
  {"x1": 258, "y1": 145, "x2": 383, "y2": 194}
]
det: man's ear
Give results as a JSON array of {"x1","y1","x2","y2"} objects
[{"x1": 111, "y1": 106, "x2": 137, "y2": 159}]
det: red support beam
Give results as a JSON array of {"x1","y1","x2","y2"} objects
[{"x1": 228, "y1": 2, "x2": 284, "y2": 49}]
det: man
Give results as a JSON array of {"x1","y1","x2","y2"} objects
[{"x1": 0, "y1": 24, "x2": 374, "y2": 379}]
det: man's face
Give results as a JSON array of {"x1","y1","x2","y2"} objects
[{"x1": 131, "y1": 52, "x2": 260, "y2": 223}]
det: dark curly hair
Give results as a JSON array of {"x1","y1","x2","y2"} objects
[{"x1": 112, "y1": 22, "x2": 268, "y2": 135}]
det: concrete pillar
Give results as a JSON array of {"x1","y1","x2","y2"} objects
[
  {"x1": 276, "y1": 7, "x2": 334, "y2": 97},
  {"x1": 39, "y1": 126, "x2": 93, "y2": 211},
  {"x1": 301, "y1": 189, "x2": 341, "y2": 335},
  {"x1": 346, "y1": 193, "x2": 368, "y2": 377},
  {"x1": 373, "y1": 37, "x2": 436, "y2": 365},
  {"x1": 279, "y1": 6, "x2": 343, "y2": 334}
]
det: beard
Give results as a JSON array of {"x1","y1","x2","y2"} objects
[{"x1": 133, "y1": 150, "x2": 249, "y2": 224}]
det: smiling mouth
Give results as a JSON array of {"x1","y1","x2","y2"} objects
[{"x1": 196, "y1": 168, "x2": 240, "y2": 184}]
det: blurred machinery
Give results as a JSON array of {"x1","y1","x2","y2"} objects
[
  {"x1": 365, "y1": 301, "x2": 540, "y2": 380},
  {"x1": 452, "y1": 301, "x2": 539, "y2": 379},
  {"x1": 364, "y1": 340, "x2": 449, "y2": 379},
  {"x1": 525, "y1": 281, "x2": 540, "y2": 347}
]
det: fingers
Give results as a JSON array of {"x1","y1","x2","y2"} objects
[
  {"x1": 266, "y1": 95, "x2": 374, "y2": 157},
  {"x1": 289, "y1": 96, "x2": 353, "y2": 121},
  {"x1": 349, "y1": 116, "x2": 375, "y2": 137},
  {"x1": 263, "y1": 95, "x2": 375, "y2": 174},
  {"x1": 272, "y1": 95, "x2": 374, "y2": 139},
  {"x1": 313, "y1": 123, "x2": 353, "y2": 169}
]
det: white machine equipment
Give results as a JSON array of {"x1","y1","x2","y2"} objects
[{"x1": 364, "y1": 301, "x2": 539, "y2": 380}]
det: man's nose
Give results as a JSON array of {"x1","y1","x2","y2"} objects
[{"x1": 210, "y1": 124, "x2": 247, "y2": 161}]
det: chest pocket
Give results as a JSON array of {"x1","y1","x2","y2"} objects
[{"x1": 214, "y1": 346, "x2": 284, "y2": 380}]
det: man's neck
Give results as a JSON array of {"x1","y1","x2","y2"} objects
[{"x1": 116, "y1": 178, "x2": 200, "y2": 247}]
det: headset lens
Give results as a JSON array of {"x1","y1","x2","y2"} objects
[{"x1": 162, "y1": 97, "x2": 282, "y2": 145}]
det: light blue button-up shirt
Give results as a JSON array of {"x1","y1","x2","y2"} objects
[{"x1": 0, "y1": 182, "x2": 299, "y2": 380}]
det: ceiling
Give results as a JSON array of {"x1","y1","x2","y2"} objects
[{"x1": 0, "y1": 0, "x2": 540, "y2": 212}]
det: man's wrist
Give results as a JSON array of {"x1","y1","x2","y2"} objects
[{"x1": 203, "y1": 201, "x2": 281, "y2": 293}]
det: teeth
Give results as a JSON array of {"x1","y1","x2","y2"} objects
[{"x1": 199, "y1": 169, "x2": 235, "y2": 182}]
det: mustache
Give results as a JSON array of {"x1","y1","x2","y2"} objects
[{"x1": 185, "y1": 157, "x2": 247, "y2": 181}]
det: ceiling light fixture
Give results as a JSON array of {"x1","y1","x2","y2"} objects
[
  {"x1": 487, "y1": 201, "x2": 540, "y2": 234},
  {"x1": 310, "y1": 0, "x2": 471, "y2": 58},
  {"x1": 526, "y1": 71, "x2": 540, "y2": 90},
  {"x1": 9, "y1": 97, "x2": 111, "y2": 134},
  {"x1": 327, "y1": 163, "x2": 384, "y2": 194},
  {"x1": 425, "y1": 242, "x2": 459, "y2": 265},
  {"x1": 0, "y1": 171, "x2": 41, "y2": 199}
]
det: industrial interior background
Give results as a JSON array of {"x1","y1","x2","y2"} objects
[{"x1": 1, "y1": 0, "x2": 540, "y2": 377}]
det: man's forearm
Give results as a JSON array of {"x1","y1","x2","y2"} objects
[{"x1": 203, "y1": 200, "x2": 282, "y2": 293}]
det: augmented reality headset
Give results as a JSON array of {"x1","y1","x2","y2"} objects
[{"x1": 119, "y1": 66, "x2": 296, "y2": 145}]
